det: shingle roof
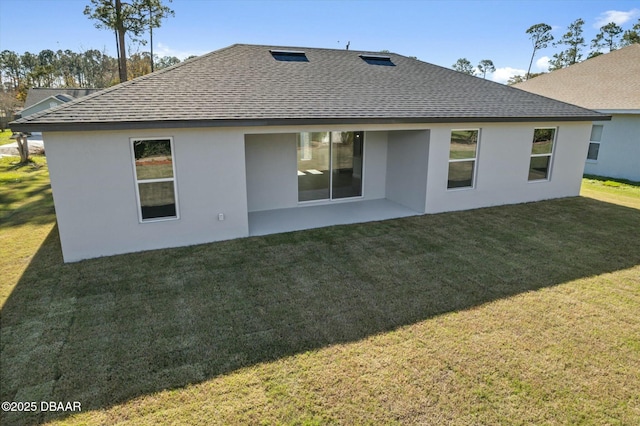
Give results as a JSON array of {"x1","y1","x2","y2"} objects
[
  {"x1": 514, "y1": 44, "x2": 640, "y2": 111},
  {"x1": 11, "y1": 44, "x2": 608, "y2": 132}
]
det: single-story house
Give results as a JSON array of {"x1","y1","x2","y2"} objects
[
  {"x1": 515, "y1": 44, "x2": 640, "y2": 182},
  {"x1": 19, "y1": 88, "x2": 103, "y2": 119},
  {"x1": 11, "y1": 44, "x2": 608, "y2": 262}
]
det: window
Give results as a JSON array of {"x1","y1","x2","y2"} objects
[
  {"x1": 587, "y1": 124, "x2": 603, "y2": 161},
  {"x1": 132, "y1": 138, "x2": 178, "y2": 221},
  {"x1": 297, "y1": 131, "x2": 364, "y2": 201},
  {"x1": 359, "y1": 54, "x2": 395, "y2": 66},
  {"x1": 447, "y1": 129, "x2": 479, "y2": 189},
  {"x1": 270, "y1": 50, "x2": 308, "y2": 62},
  {"x1": 528, "y1": 128, "x2": 556, "y2": 181}
]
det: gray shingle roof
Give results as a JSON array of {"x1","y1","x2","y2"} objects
[
  {"x1": 11, "y1": 44, "x2": 608, "y2": 132},
  {"x1": 514, "y1": 44, "x2": 640, "y2": 110}
]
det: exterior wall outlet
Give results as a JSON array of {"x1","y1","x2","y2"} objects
[{"x1": 218, "y1": 213, "x2": 225, "y2": 221}]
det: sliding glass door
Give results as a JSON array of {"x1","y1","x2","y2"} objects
[{"x1": 297, "y1": 131, "x2": 364, "y2": 202}]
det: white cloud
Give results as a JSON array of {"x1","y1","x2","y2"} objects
[
  {"x1": 154, "y1": 43, "x2": 206, "y2": 60},
  {"x1": 594, "y1": 9, "x2": 640, "y2": 28},
  {"x1": 491, "y1": 67, "x2": 526, "y2": 84},
  {"x1": 536, "y1": 56, "x2": 550, "y2": 72}
]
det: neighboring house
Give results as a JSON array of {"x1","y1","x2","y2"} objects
[
  {"x1": 11, "y1": 44, "x2": 607, "y2": 262},
  {"x1": 515, "y1": 44, "x2": 640, "y2": 182},
  {"x1": 19, "y1": 88, "x2": 102, "y2": 121}
]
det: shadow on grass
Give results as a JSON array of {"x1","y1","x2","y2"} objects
[
  {"x1": 1, "y1": 197, "x2": 640, "y2": 425},
  {"x1": 0, "y1": 183, "x2": 55, "y2": 227}
]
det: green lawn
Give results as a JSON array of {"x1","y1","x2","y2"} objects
[
  {"x1": 0, "y1": 155, "x2": 54, "y2": 302},
  {"x1": 0, "y1": 129, "x2": 14, "y2": 146},
  {"x1": 580, "y1": 175, "x2": 640, "y2": 209},
  {"x1": 1, "y1": 162, "x2": 639, "y2": 425}
]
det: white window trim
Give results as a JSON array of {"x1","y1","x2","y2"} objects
[
  {"x1": 130, "y1": 136, "x2": 180, "y2": 223},
  {"x1": 447, "y1": 128, "x2": 480, "y2": 191},
  {"x1": 586, "y1": 124, "x2": 603, "y2": 163},
  {"x1": 586, "y1": 142, "x2": 600, "y2": 163},
  {"x1": 528, "y1": 127, "x2": 557, "y2": 183}
]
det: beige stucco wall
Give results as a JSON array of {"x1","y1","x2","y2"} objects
[{"x1": 584, "y1": 114, "x2": 640, "y2": 181}]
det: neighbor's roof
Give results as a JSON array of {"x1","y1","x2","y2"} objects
[
  {"x1": 515, "y1": 44, "x2": 640, "y2": 111},
  {"x1": 23, "y1": 88, "x2": 103, "y2": 109},
  {"x1": 11, "y1": 44, "x2": 608, "y2": 132}
]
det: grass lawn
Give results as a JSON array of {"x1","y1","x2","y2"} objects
[
  {"x1": 0, "y1": 129, "x2": 14, "y2": 146},
  {"x1": 1, "y1": 161, "x2": 639, "y2": 425},
  {"x1": 0, "y1": 156, "x2": 55, "y2": 303},
  {"x1": 580, "y1": 175, "x2": 640, "y2": 209}
]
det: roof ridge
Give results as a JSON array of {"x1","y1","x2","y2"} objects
[{"x1": 235, "y1": 42, "x2": 403, "y2": 56}]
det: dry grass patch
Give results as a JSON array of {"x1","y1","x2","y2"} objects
[
  {"x1": 581, "y1": 175, "x2": 640, "y2": 209},
  {"x1": 1, "y1": 169, "x2": 639, "y2": 425}
]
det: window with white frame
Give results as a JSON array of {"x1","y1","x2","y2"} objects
[
  {"x1": 528, "y1": 128, "x2": 556, "y2": 181},
  {"x1": 587, "y1": 124, "x2": 603, "y2": 161},
  {"x1": 131, "y1": 138, "x2": 178, "y2": 221},
  {"x1": 447, "y1": 129, "x2": 479, "y2": 189}
]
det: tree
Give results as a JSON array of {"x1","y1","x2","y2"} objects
[
  {"x1": 128, "y1": 51, "x2": 152, "y2": 79},
  {"x1": 20, "y1": 52, "x2": 38, "y2": 96},
  {"x1": 621, "y1": 19, "x2": 640, "y2": 46},
  {"x1": 525, "y1": 23, "x2": 553, "y2": 79},
  {"x1": 36, "y1": 49, "x2": 58, "y2": 87},
  {"x1": 0, "y1": 50, "x2": 22, "y2": 91},
  {"x1": 81, "y1": 48, "x2": 119, "y2": 87},
  {"x1": 507, "y1": 74, "x2": 526, "y2": 85},
  {"x1": 477, "y1": 59, "x2": 495, "y2": 79},
  {"x1": 84, "y1": 0, "x2": 174, "y2": 83},
  {"x1": 0, "y1": 90, "x2": 22, "y2": 131},
  {"x1": 507, "y1": 72, "x2": 544, "y2": 85},
  {"x1": 141, "y1": 0, "x2": 174, "y2": 72},
  {"x1": 549, "y1": 18, "x2": 585, "y2": 70},
  {"x1": 155, "y1": 55, "x2": 180, "y2": 70},
  {"x1": 452, "y1": 58, "x2": 475, "y2": 75},
  {"x1": 591, "y1": 22, "x2": 623, "y2": 54}
]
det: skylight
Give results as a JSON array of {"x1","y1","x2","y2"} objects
[
  {"x1": 270, "y1": 50, "x2": 308, "y2": 62},
  {"x1": 359, "y1": 54, "x2": 395, "y2": 66}
]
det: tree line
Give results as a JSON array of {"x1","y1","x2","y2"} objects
[
  {"x1": 0, "y1": 48, "x2": 183, "y2": 101},
  {"x1": 1, "y1": 0, "x2": 176, "y2": 107},
  {"x1": 452, "y1": 17, "x2": 640, "y2": 83}
]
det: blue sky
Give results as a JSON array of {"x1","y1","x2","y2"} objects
[{"x1": 1, "y1": 0, "x2": 638, "y2": 83}]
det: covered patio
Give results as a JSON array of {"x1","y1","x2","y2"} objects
[{"x1": 248, "y1": 198, "x2": 421, "y2": 236}]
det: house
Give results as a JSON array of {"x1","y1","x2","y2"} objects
[
  {"x1": 515, "y1": 44, "x2": 640, "y2": 182},
  {"x1": 19, "y1": 88, "x2": 103, "y2": 119},
  {"x1": 10, "y1": 44, "x2": 608, "y2": 262}
]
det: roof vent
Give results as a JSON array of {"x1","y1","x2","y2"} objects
[
  {"x1": 359, "y1": 54, "x2": 395, "y2": 66},
  {"x1": 270, "y1": 50, "x2": 308, "y2": 62}
]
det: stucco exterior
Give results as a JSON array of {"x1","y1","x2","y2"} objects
[
  {"x1": 44, "y1": 128, "x2": 250, "y2": 262},
  {"x1": 425, "y1": 122, "x2": 591, "y2": 213},
  {"x1": 584, "y1": 114, "x2": 640, "y2": 182},
  {"x1": 44, "y1": 121, "x2": 591, "y2": 262}
]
